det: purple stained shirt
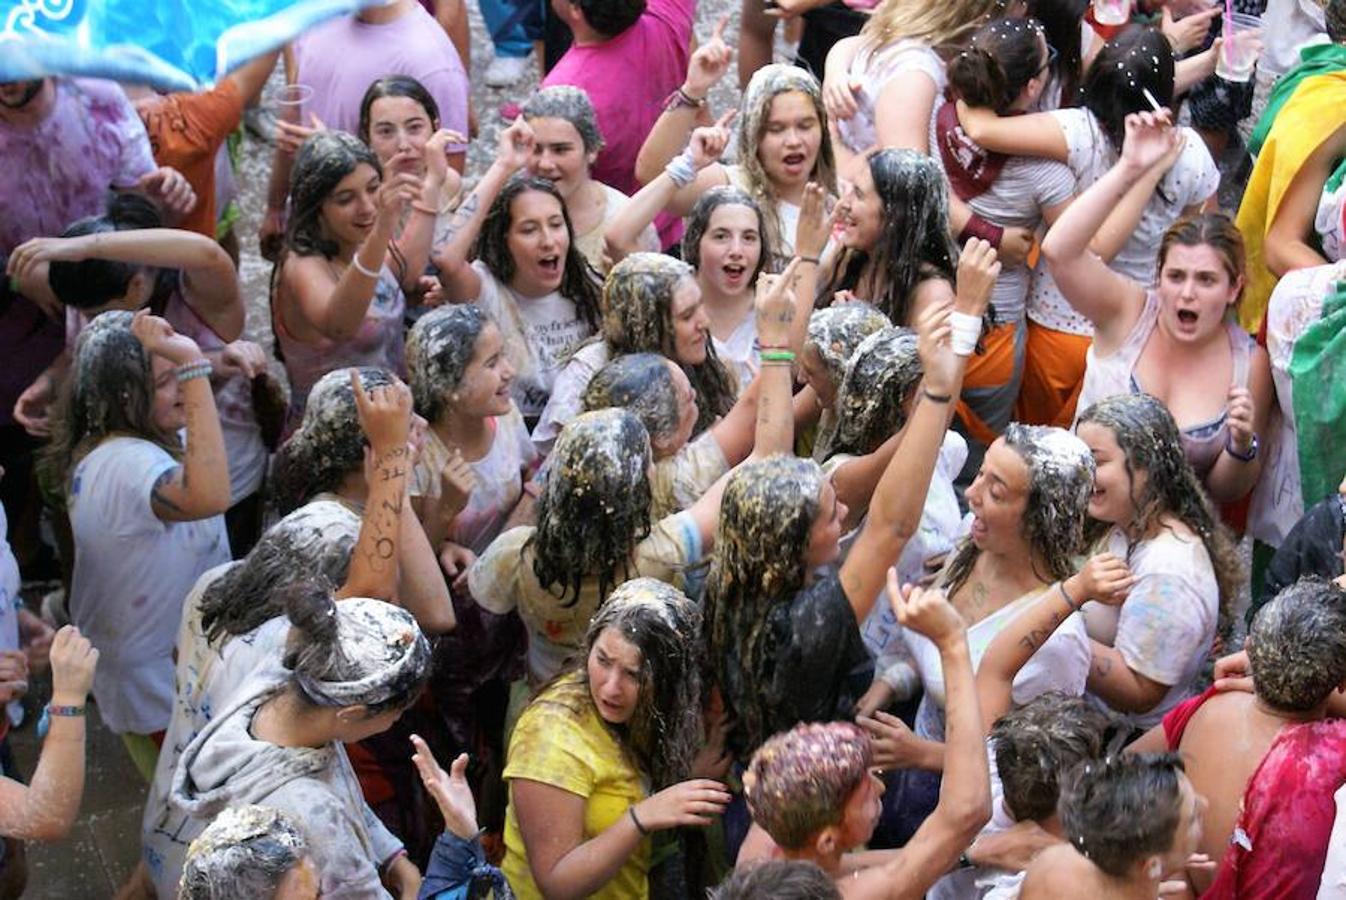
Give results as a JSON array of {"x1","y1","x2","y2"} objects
[{"x1": 0, "y1": 79, "x2": 155, "y2": 426}]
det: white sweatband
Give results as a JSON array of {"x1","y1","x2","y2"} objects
[
  {"x1": 950, "y1": 311, "x2": 983, "y2": 357},
  {"x1": 665, "y1": 151, "x2": 697, "y2": 188}
]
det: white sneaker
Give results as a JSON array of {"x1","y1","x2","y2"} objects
[{"x1": 484, "y1": 55, "x2": 530, "y2": 88}]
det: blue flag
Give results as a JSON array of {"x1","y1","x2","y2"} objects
[{"x1": 0, "y1": 0, "x2": 380, "y2": 91}]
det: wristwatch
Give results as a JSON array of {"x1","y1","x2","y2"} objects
[{"x1": 1225, "y1": 432, "x2": 1259, "y2": 462}]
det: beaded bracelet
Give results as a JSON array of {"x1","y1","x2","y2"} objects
[
  {"x1": 176, "y1": 360, "x2": 214, "y2": 384},
  {"x1": 760, "y1": 349, "x2": 796, "y2": 363}
]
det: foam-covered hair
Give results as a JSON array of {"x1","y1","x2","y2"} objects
[{"x1": 744, "y1": 722, "x2": 873, "y2": 849}]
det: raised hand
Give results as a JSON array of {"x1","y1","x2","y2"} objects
[
  {"x1": 857, "y1": 710, "x2": 928, "y2": 770},
  {"x1": 130, "y1": 309, "x2": 203, "y2": 365},
  {"x1": 886, "y1": 568, "x2": 966, "y2": 649},
  {"x1": 216, "y1": 340, "x2": 269, "y2": 380},
  {"x1": 0, "y1": 650, "x2": 27, "y2": 704},
  {"x1": 420, "y1": 129, "x2": 467, "y2": 188},
  {"x1": 1120, "y1": 110, "x2": 1183, "y2": 174},
  {"x1": 1225, "y1": 386, "x2": 1255, "y2": 457},
  {"x1": 350, "y1": 370, "x2": 413, "y2": 455},
  {"x1": 48, "y1": 625, "x2": 98, "y2": 706},
  {"x1": 275, "y1": 112, "x2": 328, "y2": 156},
  {"x1": 410, "y1": 735, "x2": 480, "y2": 839},
  {"x1": 1161, "y1": 5, "x2": 1219, "y2": 54},
  {"x1": 377, "y1": 169, "x2": 424, "y2": 228},
  {"x1": 688, "y1": 109, "x2": 736, "y2": 170},
  {"x1": 1064, "y1": 552, "x2": 1134, "y2": 606},
  {"x1": 794, "y1": 182, "x2": 832, "y2": 261},
  {"x1": 913, "y1": 299, "x2": 958, "y2": 398},
  {"x1": 632, "y1": 779, "x2": 732, "y2": 831},
  {"x1": 136, "y1": 166, "x2": 198, "y2": 217},
  {"x1": 438, "y1": 448, "x2": 477, "y2": 520},
  {"x1": 754, "y1": 256, "x2": 802, "y2": 346},
  {"x1": 954, "y1": 237, "x2": 1001, "y2": 317},
  {"x1": 684, "y1": 15, "x2": 733, "y2": 99},
  {"x1": 497, "y1": 118, "x2": 537, "y2": 172}
]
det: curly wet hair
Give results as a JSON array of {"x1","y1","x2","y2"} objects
[
  {"x1": 581, "y1": 352, "x2": 681, "y2": 449},
  {"x1": 1059, "y1": 753, "x2": 1187, "y2": 878},
  {"x1": 405, "y1": 304, "x2": 493, "y2": 423},
  {"x1": 527, "y1": 409, "x2": 654, "y2": 606},
  {"x1": 703, "y1": 455, "x2": 827, "y2": 757}
]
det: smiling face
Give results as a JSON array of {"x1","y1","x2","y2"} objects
[
  {"x1": 367, "y1": 95, "x2": 435, "y2": 176},
  {"x1": 757, "y1": 91, "x2": 823, "y2": 189},
  {"x1": 1078, "y1": 421, "x2": 1145, "y2": 526},
  {"x1": 964, "y1": 438, "x2": 1032, "y2": 554},
  {"x1": 525, "y1": 116, "x2": 594, "y2": 199},
  {"x1": 1156, "y1": 243, "x2": 1242, "y2": 344},
  {"x1": 695, "y1": 203, "x2": 763, "y2": 298},
  {"x1": 454, "y1": 322, "x2": 515, "y2": 417},
  {"x1": 587, "y1": 626, "x2": 644, "y2": 725},
  {"x1": 320, "y1": 163, "x2": 381, "y2": 250},
  {"x1": 835, "y1": 159, "x2": 883, "y2": 252},
  {"x1": 804, "y1": 479, "x2": 848, "y2": 569},
  {"x1": 505, "y1": 189, "x2": 570, "y2": 296},
  {"x1": 669, "y1": 276, "x2": 711, "y2": 365}
]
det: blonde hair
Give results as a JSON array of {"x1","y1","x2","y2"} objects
[{"x1": 861, "y1": 0, "x2": 1004, "y2": 51}]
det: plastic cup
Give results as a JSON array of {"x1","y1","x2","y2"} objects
[
  {"x1": 1215, "y1": 13, "x2": 1262, "y2": 83},
  {"x1": 266, "y1": 83, "x2": 313, "y2": 125},
  {"x1": 1092, "y1": 0, "x2": 1130, "y2": 26}
]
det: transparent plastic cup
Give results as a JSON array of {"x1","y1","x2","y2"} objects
[
  {"x1": 1215, "y1": 13, "x2": 1262, "y2": 83},
  {"x1": 266, "y1": 83, "x2": 313, "y2": 125},
  {"x1": 1093, "y1": 0, "x2": 1130, "y2": 26}
]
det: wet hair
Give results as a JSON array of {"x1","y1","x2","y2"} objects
[
  {"x1": 704, "y1": 455, "x2": 827, "y2": 756},
  {"x1": 804, "y1": 303, "x2": 893, "y2": 391},
  {"x1": 737, "y1": 65, "x2": 837, "y2": 265},
  {"x1": 945, "y1": 424, "x2": 1096, "y2": 592},
  {"x1": 581, "y1": 353, "x2": 681, "y2": 448},
  {"x1": 1156, "y1": 214, "x2": 1246, "y2": 308},
  {"x1": 828, "y1": 149, "x2": 959, "y2": 325},
  {"x1": 862, "y1": 0, "x2": 1002, "y2": 51},
  {"x1": 831, "y1": 326, "x2": 922, "y2": 457},
  {"x1": 991, "y1": 693, "x2": 1119, "y2": 823},
  {"x1": 1329, "y1": 0, "x2": 1346, "y2": 44},
  {"x1": 569, "y1": 0, "x2": 646, "y2": 38},
  {"x1": 580, "y1": 578, "x2": 703, "y2": 789},
  {"x1": 1026, "y1": 0, "x2": 1088, "y2": 106},
  {"x1": 357, "y1": 75, "x2": 440, "y2": 145},
  {"x1": 49, "y1": 192, "x2": 164, "y2": 310},
  {"x1": 527, "y1": 409, "x2": 654, "y2": 606},
  {"x1": 744, "y1": 722, "x2": 873, "y2": 849},
  {"x1": 473, "y1": 173, "x2": 602, "y2": 330},
  {"x1": 1246, "y1": 577, "x2": 1346, "y2": 712},
  {"x1": 283, "y1": 584, "x2": 432, "y2": 715},
  {"x1": 681, "y1": 187, "x2": 773, "y2": 288},
  {"x1": 949, "y1": 18, "x2": 1050, "y2": 115},
  {"x1": 521, "y1": 85, "x2": 605, "y2": 154},
  {"x1": 710, "y1": 861, "x2": 842, "y2": 900},
  {"x1": 44, "y1": 310, "x2": 175, "y2": 486},
  {"x1": 406, "y1": 304, "x2": 495, "y2": 423},
  {"x1": 1081, "y1": 27, "x2": 1175, "y2": 154},
  {"x1": 1058, "y1": 753, "x2": 1187, "y2": 878},
  {"x1": 601, "y1": 252, "x2": 737, "y2": 435},
  {"x1": 271, "y1": 367, "x2": 396, "y2": 515},
  {"x1": 179, "y1": 805, "x2": 309, "y2": 900},
  {"x1": 1076, "y1": 393, "x2": 1244, "y2": 628},
  {"x1": 198, "y1": 500, "x2": 360, "y2": 646}
]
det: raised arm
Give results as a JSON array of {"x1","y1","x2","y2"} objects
[
  {"x1": 1264, "y1": 123, "x2": 1346, "y2": 276},
  {"x1": 838, "y1": 239, "x2": 999, "y2": 622},
  {"x1": 1202, "y1": 350, "x2": 1274, "y2": 503},
  {"x1": 430, "y1": 118, "x2": 535, "y2": 302},
  {"x1": 954, "y1": 102, "x2": 1069, "y2": 161},
  {"x1": 1041, "y1": 111, "x2": 1180, "y2": 350},
  {"x1": 131, "y1": 311, "x2": 232, "y2": 522},
  {"x1": 1084, "y1": 134, "x2": 1183, "y2": 264},
  {"x1": 387, "y1": 128, "x2": 464, "y2": 294}
]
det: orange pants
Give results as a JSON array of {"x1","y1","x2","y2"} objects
[
  {"x1": 956, "y1": 321, "x2": 1024, "y2": 447},
  {"x1": 1015, "y1": 321, "x2": 1091, "y2": 428}
]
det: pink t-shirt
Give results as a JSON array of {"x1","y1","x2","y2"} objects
[
  {"x1": 541, "y1": 0, "x2": 694, "y2": 247},
  {"x1": 294, "y1": 4, "x2": 469, "y2": 152}
]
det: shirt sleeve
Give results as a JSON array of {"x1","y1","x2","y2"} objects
[
  {"x1": 1052, "y1": 109, "x2": 1092, "y2": 177},
  {"x1": 1034, "y1": 159, "x2": 1077, "y2": 211},
  {"x1": 171, "y1": 79, "x2": 245, "y2": 153},
  {"x1": 1113, "y1": 572, "x2": 1215, "y2": 687},
  {"x1": 97, "y1": 440, "x2": 179, "y2": 528},
  {"x1": 530, "y1": 346, "x2": 602, "y2": 451},
  {"x1": 269, "y1": 780, "x2": 393, "y2": 900},
  {"x1": 468, "y1": 527, "x2": 530, "y2": 614},
  {"x1": 504, "y1": 701, "x2": 598, "y2": 798},
  {"x1": 1173, "y1": 127, "x2": 1220, "y2": 207},
  {"x1": 636, "y1": 510, "x2": 703, "y2": 576},
  {"x1": 92, "y1": 82, "x2": 156, "y2": 187}
]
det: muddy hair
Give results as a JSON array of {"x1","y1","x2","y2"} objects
[
  {"x1": 681, "y1": 187, "x2": 773, "y2": 288},
  {"x1": 577, "y1": 578, "x2": 704, "y2": 790},
  {"x1": 1081, "y1": 26, "x2": 1175, "y2": 155},
  {"x1": 949, "y1": 18, "x2": 1050, "y2": 115},
  {"x1": 830, "y1": 326, "x2": 922, "y2": 458},
  {"x1": 1156, "y1": 213, "x2": 1246, "y2": 309},
  {"x1": 283, "y1": 130, "x2": 408, "y2": 284},
  {"x1": 1026, "y1": 0, "x2": 1087, "y2": 106},
  {"x1": 44, "y1": 310, "x2": 177, "y2": 489},
  {"x1": 1059, "y1": 753, "x2": 1186, "y2": 879},
  {"x1": 736, "y1": 65, "x2": 837, "y2": 267},
  {"x1": 179, "y1": 805, "x2": 309, "y2": 900},
  {"x1": 804, "y1": 303, "x2": 893, "y2": 389},
  {"x1": 1077, "y1": 393, "x2": 1244, "y2": 631},
  {"x1": 744, "y1": 722, "x2": 873, "y2": 849},
  {"x1": 406, "y1": 304, "x2": 494, "y2": 422},
  {"x1": 944, "y1": 424, "x2": 1096, "y2": 593},
  {"x1": 704, "y1": 455, "x2": 826, "y2": 757},
  {"x1": 601, "y1": 252, "x2": 737, "y2": 435},
  {"x1": 1246, "y1": 577, "x2": 1346, "y2": 712},
  {"x1": 473, "y1": 173, "x2": 602, "y2": 331},
  {"x1": 711, "y1": 861, "x2": 842, "y2": 900},
  {"x1": 991, "y1": 692, "x2": 1121, "y2": 823},
  {"x1": 827, "y1": 149, "x2": 958, "y2": 325},
  {"x1": 282, "y1": 583, "x2": 432, "y2": 715},
  {"x1": 581, "y1": 353, "x2": 681, "y2": 448},
  {"x1": 527, "y1": 409, "x2": 654, "y2": 606},
  {"x1": 357, "y1": 75, "x2": 441, "y2": 145},
  {"x1": 48, "y1": 191, "x2": 167, "y2": 311},
  {"x1": 198, "y1": 501, "x2": 359, "y2": 645},
  {"x1": 271, "y1": 367, "x2": 396, "y2": 515}
]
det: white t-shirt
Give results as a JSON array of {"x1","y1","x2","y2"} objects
[
  {"x1": 1027, "y1": 110, "x2": 1219, "y2": 336},
  {"x1": 1320, "y1": 784, "x2": 1346, "y2": 899},
  {"x1": 529, "y1": 340, "x2": 610, "y2": 453},
  {"x1": 68, "y1": 437, "x2": 230, "y2": 734},
  {"x1": 470, "y1": 260, "x2": 595, "y2": 420},
  {"x1": 651, "y1": 429, "x2": 730, "y2": 520},
  {"x1": 712, "y1": 311, "x2": 760, "y2": 395},
  {"x1": 839, "y1": 38, "x2": 946, "y2": 154},
  {"x1": 1082, "y1": 526, "x2": 1218, "y2": 731}
]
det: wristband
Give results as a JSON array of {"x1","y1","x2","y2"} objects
[
  {"x1": 950, "y1": 311, "x2": 983, "y2": 357},
  {"x1": 351, "y1": 254, "x2": 382, "y2": 278},
  {"x1": 37, "y1": 703, "x2": 86, "y2": 738},
  {"x1": 410, "y1": 200, "x2": 439, "y2": 216},
  {"x1": 1224, "y1": 432, "x2": 1259, "y2": 462},
  {"x1": 957, "y1": 213, "x2": 1004, "y2": 248},
  {"x1": 1059, "y1": 580, "x2": 1082, "y2": 613},
  {"x1": 797, "y1": 255, "x2": 821, "y2": 265},
  {"x1": 665, "y1": 151, "x2": 698, "y2": 188},
  {"x1": 922, "y1": 388, "x2": 953, "y2": 404},
  {"x1": 175, "y1": 360, "x2": 214, "y2": 384},
  {"x1": 760, "y1": 349, "x2": 796, "y2": 363},
  {"x1": 665, "y1": 87, "x2": 708, "y2": 112},
  {"x1": 628, "y1": 806, "x2": 651, "y2": 836}
]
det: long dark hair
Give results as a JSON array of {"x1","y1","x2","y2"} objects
[
  {"x1": 681, "y1": 187, "x2": 773, "y2": 288},
  {"x1": 473, "y1": 174, "x2": 602, "y2": 331},
  {"x1": 358, "y1": 75, "x2": 440, "y2": 145},
  {"x1": 948, "y1": 18, "x2": 1051, "y2": 115},
  {"x1": 1081, "y1": 26, "x2": 1175, "y2": 154},
  {"x1": 1027, "y1": 0, "x2": 1087, "y2": 106},
  {"x1": 48, "y1": 192, "x2": 173, "y2": 312}
]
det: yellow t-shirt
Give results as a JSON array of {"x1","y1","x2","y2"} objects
[{"x1": 501, "y1": 674, "x2": 650, "y2": 900}]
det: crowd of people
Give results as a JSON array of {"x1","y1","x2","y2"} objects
[{"x1": 1, "y1": 0, "x2": 1345, "y2": 894}]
